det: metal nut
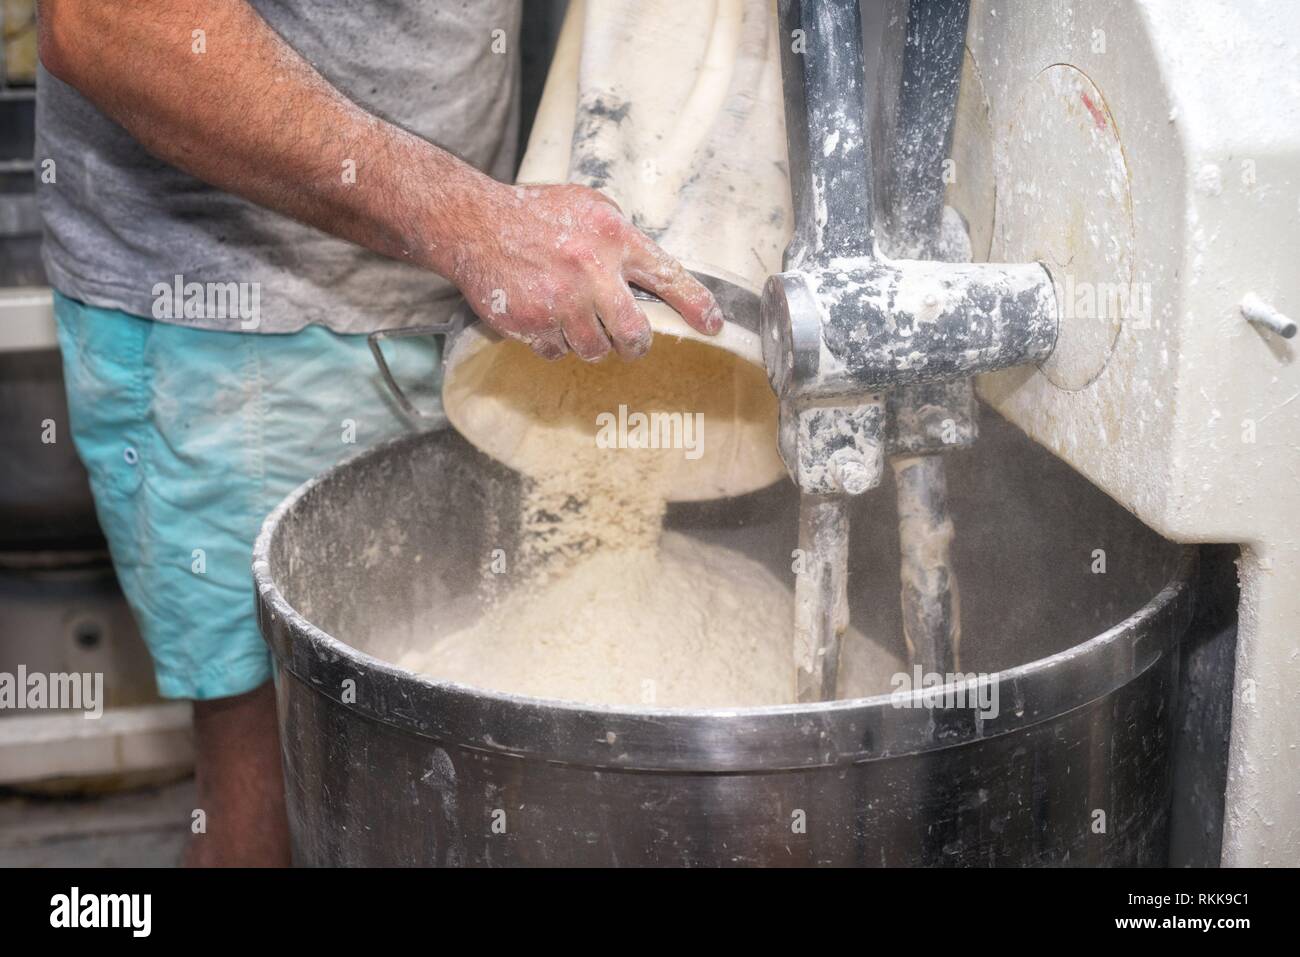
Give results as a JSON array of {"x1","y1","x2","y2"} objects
[{"x1": 830, "y1": 447, "x2": 873, "y2": 495}]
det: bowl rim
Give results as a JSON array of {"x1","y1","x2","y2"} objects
[{"x1": 253, "y1": 428, "x2": 1196, "y2": 772}]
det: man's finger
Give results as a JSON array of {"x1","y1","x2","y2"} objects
[
  {"x1": 561, "y1": 312, "x2": 613, "y2": 362},
  {"x1": 594, "y1": 281, "x2": 653, "y2": 360},
  {"x1": 623, "y1": 236, "x2": 723, "y2": 336}
]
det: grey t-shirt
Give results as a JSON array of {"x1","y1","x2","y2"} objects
[{"x1": 36, "y1": 0, "x2": 520, "y2": 334}]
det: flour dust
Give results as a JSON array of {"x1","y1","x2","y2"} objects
[{"x1": 399, "y1": 335, "x2": 901, "y2": 707}]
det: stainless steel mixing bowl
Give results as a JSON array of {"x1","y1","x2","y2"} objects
[{"x1": 254, "y1": 412, "x2": 1194, "y2": 866}]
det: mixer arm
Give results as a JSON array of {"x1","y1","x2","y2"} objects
[
  {"x1": 776, "y1": 0, "x2": 876, "y2": 269},
  {"x1": 767, "y1": 0, "x2": 1060, "y2": 699},
  {"x1": 766, "y1": 0, "x2": 1058, "y2": 493},
  {"x1": 773, "y1": 0, "x2": 880, "y2": 701},
  {"x1": 880, "y1": 0, "x2": 972, "y2": 678}
]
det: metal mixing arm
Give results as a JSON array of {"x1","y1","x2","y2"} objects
[
  {"x1": 766, "y1": 0, "x2": 1059, "y2": 700},
  {"x1": 772, "y1": 0, "x2": 879, "y2": 701},
  {"x1": 882, "y1": 0, "x2": 972, "y2": 677}
]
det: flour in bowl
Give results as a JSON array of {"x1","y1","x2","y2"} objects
[{"x1": 399, "y1": 333, "x2": 901, "y2": 706}]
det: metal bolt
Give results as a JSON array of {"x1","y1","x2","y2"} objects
[
  {"x1": 830, "y1": 447, "x2": 872, "y2": 495},
  {"x1": 1242, "y1": 293, "x2": 1296, "y2": 340}
]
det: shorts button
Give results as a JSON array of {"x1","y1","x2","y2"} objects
[{"x1": 123, "y1": 446, "x2": 139, "y2": 466}]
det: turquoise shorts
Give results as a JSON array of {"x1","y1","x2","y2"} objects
[{"x1": 54, "y1": 291, "x2": 441, "y2": 700}]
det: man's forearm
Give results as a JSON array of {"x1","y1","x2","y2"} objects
[
  {"x1": 38, "y1": 0, "x2": 723, "y2": 360},
  {"x1": 38, "y1": 0, "x2": 487, "y2": 276}
]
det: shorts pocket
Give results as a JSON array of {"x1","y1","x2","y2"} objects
[{"x1": 53, "y1": 293, "x2": 150, "y2": 499}]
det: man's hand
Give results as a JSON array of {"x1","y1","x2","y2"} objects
[
  {"x1": 38, "y1": 0, "x2": 722, "y2": 361},
  {"x1": 452, "y1": 183, "x2": 721, "y2": 361}
]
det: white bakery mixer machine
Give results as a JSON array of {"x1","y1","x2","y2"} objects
[{"x1": 751, "y1": 0, "x2": 1298, "y2": 866}]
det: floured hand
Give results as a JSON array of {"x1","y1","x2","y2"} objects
[{"x1": 448, "y1": 182, "x2": 722, "y2": 361}]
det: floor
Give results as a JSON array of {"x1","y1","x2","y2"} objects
[{"x1": 0, "y1": 778, "x2": 193, "y2": 867}]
